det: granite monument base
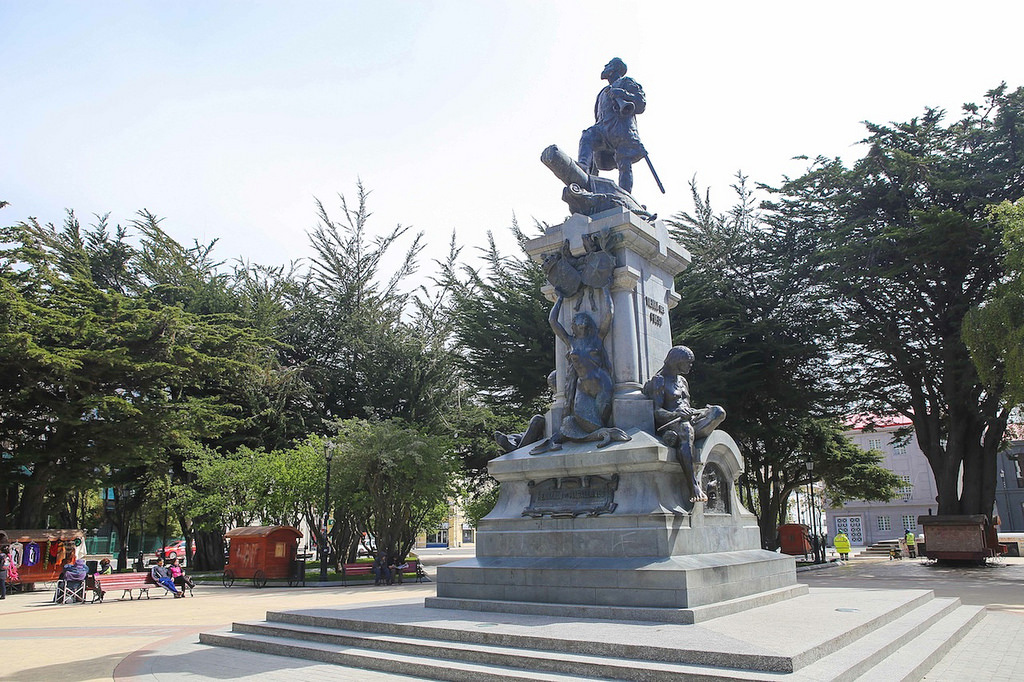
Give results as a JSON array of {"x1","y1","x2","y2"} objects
[
  {"x1": 432, "y1": 429, "x2": 801, "y2": 617},
  {"x1": 203, "y1": 589, "x2": 985, "y2": 680}
]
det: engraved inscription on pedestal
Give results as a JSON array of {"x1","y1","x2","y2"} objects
[
  {"x1": 523, "y1": 475, "x2": 619, "y2": 518},
  {"x1": 702, "y1": 463, "x2": 730, "y2": 514}
]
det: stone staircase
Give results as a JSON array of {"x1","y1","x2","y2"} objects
[
  {"x1": 858, "y1": 539, "x2": 906, "y2": 559},
  {"x1": 200, "y1": 589, "x2": 985, "y2": 681}
]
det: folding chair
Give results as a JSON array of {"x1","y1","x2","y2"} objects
[{"x1": 54, "y1": 579, "x2": 87, "y2": 604}]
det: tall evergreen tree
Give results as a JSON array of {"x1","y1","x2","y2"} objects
[
  {"x1": 445, "y1": 222, "x2": 555, "y2": 417},
  {"x1": 669, "y1": 178, "x2": 899, "y2": 547},
  {"x1": 768, "y1": 84, "x2": 1024, "y2": 520}
]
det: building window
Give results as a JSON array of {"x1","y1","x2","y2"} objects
[
  {"x1": 462, "y1": 528, "x2": 474, "y2": 544},
  {"x1": 426, "y1": 529, "x2": 448, "y2": 545},
  {"x1": 901, "y1": 515, "x2": 917, "y2": 532},
  {"x1": 893, "y1": 442, "x2": 907, "y2": 456},
  {"x1": 877, "y1": 516, "x2": 891, "y2": 531},
  {"x1": 1009, "y1": 452, "x2": 1024, "y2": 488},
  {"x1": 867, "y1": 438, "x2": 883, "y2": 452},
  {"x1": 897, "y1": 475, "x2": 913, "y2": 501}
]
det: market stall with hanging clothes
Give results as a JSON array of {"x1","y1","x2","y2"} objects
[{"x1": 0, "y1": 529, "x2": 87, "y2": 590}]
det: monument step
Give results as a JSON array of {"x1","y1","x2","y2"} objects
[
  {"x1": 217, "y1": 621, "x2": 780, "y2": 681},
  {"x1": 851, "y1": 604, "x2": 986, "y2": 682},
  {"x1": 199, "y1": 590, "x2": 984, "y2": 681},
  {"x1": 794, "y1": 597, "x2": 972, "y2": 681},
  {"x1": 260, "y1": 589, "x2": 935, "y2": 672},
  {"x1": 262, "y1": 605, "x2": 796, "y2": 671},
  {"x1": 198, "y1": 630, "x2": 599, "y2": 682}
]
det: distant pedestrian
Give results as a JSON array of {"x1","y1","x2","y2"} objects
[
  {"x1": 97, "y1": 558, "x2": 113, "y2": 574},
  {"x1": 373, "y1": 552, "x2": 390, "y2": 586},
  {"x1": 834, "y1": 531, "x2": 851, "y2": 561},
  {"x1": 905, "y1": 530, "x2": 917, "y2": 559},
  {"x1": 0, "y1": 544, "x2": 10, "y2": 599}
]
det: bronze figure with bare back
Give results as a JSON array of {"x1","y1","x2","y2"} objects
[
  {"x1": 531, "y1": 288, "x2": 629, "y2": 453},
  {"x1": 643, "y1": 346, "x2": 727, "y2": 502}
]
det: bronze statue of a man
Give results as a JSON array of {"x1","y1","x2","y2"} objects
[
  {"x1": 643, "y1": 346, "x2": 726, "y2": 503},
  {"x1": 578, "y1": 58, "x2": 647, "y2": 194}
]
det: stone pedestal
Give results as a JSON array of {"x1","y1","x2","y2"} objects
[
  {"x1": 431, "y1": 209, "x2": 800, "y2": 620},
  {"x1": 432, "y1": 430, "x2": 800, "y2": 616},
  {"x1": 525, "y1": 207, "x2": 689, "y2": 434}
]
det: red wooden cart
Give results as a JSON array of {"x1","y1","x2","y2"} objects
[{"x1": 222, "y1": 526, "x2": 302, "y2": 588}]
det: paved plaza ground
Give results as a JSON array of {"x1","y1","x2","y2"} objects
[{"x1": 1, "y1": 549, "x2": 1021, "y2": 681}]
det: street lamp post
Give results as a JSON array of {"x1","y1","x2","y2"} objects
[
  {"x1": 320, "y1": 444, "x2": 334, "y2": 582},
  {"x1": 161, "y1": 468, "x2": 172, "y2": 562},
  {"x1": 805, "y1": 461, "x2": 822, "y2": 564}
]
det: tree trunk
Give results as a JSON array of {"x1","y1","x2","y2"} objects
[
  {"x1": 918, "y1": 403, "x2": 1005, "y2": 519},
  {"x1": 756, "y1": 473, "x2": 779, "y2": 550},
  {"x1": 116, "y1": 530, "x2": 132, "y2": 571},
  {"x1": 109, "y1": 506, "x2": 132, "y2": 571},
  {"x1": 192, "y1": 529, "x2": 225, "y2": 571},
  {"x1": 177, "y1": 512, "x2": 195, "y2": 568},
  {"x1": 1, "y1": 484, "x2": 16, "y2": 527},
  {"x1": 16, "y1": 478, "x2": 48, "y2": 528}
]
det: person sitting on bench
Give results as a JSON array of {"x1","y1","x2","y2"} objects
[
  {"x1": 151, "y1": 558, "x2": 182, "y2": 598},
  {"x1": 168, "y1": 557, "x2": 194, "y2": 591}
]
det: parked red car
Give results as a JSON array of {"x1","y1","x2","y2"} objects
[{"x1": 161, "y1": 539, "x2": 194, "y2": 559}]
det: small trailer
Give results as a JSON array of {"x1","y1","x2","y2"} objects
[
  {"x1": 222, "y1": 525, "x2": 302, "y2": 588},
  {"x1": 917, "y1": 515, "x2": 1006, "y2": 562}
]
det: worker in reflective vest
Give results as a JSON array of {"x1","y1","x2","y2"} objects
[
  {"x1": 905, "y1": 530, "x2": 917, "y2": 558},
  {"x1": 834, "y1": 531, "x2": 851, "y2": 560}
]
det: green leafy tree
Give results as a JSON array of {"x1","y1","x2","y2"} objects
[
  {"x1": 965, "y1": 200, "x2": 1024, "y2": 407},
  {"x1": 769, "y1": 84, "x2": 1024, "y2": 520},
  {"x1": 433, "y1": 220, "x2": 555, "y2": 520},
  {"x1": 669, "y1": 178, "x2": 900, "y2": 547},
  {"x1": 333, "y1": 418, "x2": 457, "y2": 561},
  {"x1": 288, "y1": 184, "x2": 431, "y2": 422},
  {"x1": 462, "y1": 481, "x2": 499, "y2": 528}
]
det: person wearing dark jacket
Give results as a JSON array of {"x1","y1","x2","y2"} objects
[{"x1": 151, "y1": 558, "x2": 182, "y2": 597}]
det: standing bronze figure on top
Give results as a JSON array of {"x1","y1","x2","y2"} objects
[{"x1": 578, "y1": 57, "x2": 662, "y2": 194}]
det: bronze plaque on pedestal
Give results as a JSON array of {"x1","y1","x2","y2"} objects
[{"x1": 523, "y1": 474, "x2": 618, "y2": 518}]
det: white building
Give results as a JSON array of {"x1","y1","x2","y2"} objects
[
  {"x1": 825, "y1": 416, "x2": 939, "y2": 546},
  {"x1": 995, "y1": 438, "x2": 1024, "y2": 533}
]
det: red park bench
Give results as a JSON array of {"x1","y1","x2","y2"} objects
[
  {"x1": 339, "y1": 559, "x2": 427, "y2": 586},
  {"x1": 88, "y1": 572, "x2": 194, "y2": 603}
]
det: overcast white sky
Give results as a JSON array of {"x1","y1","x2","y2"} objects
[{"x1": 3, "y1": 1, "x2": 1022, "y2": 277}]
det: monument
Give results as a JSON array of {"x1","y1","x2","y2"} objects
[
  {"x1": 427, "y1": 58, "x2": 801, "y2": 621},
  {"x1": 202, "y1": 60, "x2": 987, "y2": 680}
]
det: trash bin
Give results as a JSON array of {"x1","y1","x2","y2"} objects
[
  {"x1": 779, "y1": 523, "x2": 812, "y2": 556},
  {"x1": 290, "y1": 558, "x2": 306, "y2": 587}
]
